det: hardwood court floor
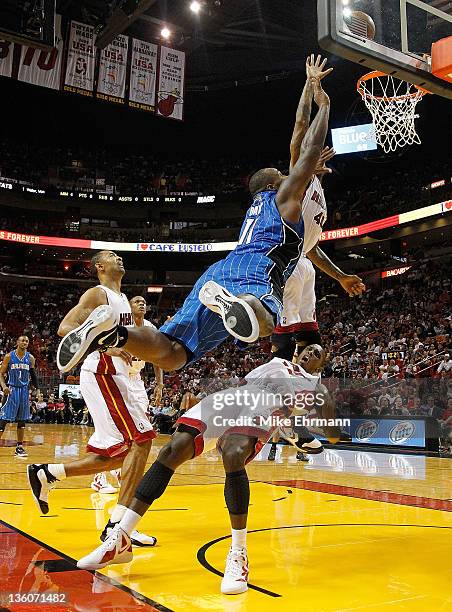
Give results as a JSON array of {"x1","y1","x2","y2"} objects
[{"x1": 0, "y1": 424, "x2": 451, "y2": 611}]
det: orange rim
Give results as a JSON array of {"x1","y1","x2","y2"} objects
[{"x1": 357, "y1": 71, "x2": 431, "y2": 101}]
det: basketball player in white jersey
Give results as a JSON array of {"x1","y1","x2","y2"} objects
[
  {"x1": 90, "y1": 295, "x2": 164, "y2": 494},
  {"x1": 77, "y1": 344, "x2": 338, "y2": 596},
  {"x1": 268, "y1": 56, "x2": 365, "y2": 462},
  {"x1": 27, "y1": 251, "x2": 157, "y2": 547}
]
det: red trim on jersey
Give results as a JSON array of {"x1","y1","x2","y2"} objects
[
  {"x1": 246, "y1": 440, "x2": 264, "y2": 464},
  {"x1": 96, "y1": 352, "x2": 116, "y2": 376},
  {"x1": 86, "y1": 441, "x2": 130, "y2": 458},
  {"x1": 95, "y1": 373, "x2": 156, "y2": 445},
  {"x1": 273, "y1": 321, "x2": 319, "y2": 334},
  {"x1": 175, "y1": 417, "x2": 206, "y2": 456}
]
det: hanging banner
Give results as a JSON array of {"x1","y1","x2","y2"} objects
[
  {"x1": 64, "y1": 21, "x2": 96, "y2": 97},
  {"x1": 17, "y1": 15, "x2": 64, "y2": 90},
  {"x1": 96, "y1": 34, "x2": 129, "y2": 104},
  {"x1": 0, "y1": 40, "x2": 14, "y2": 78},
  {"x1": 129, "y1": 38, "x2": 158, "y2": 112},
  {"x1": 156, "y1": 46, "x2": 185, "y2": 120}
]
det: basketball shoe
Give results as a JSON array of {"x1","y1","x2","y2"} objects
[
  {"x1": 91, "y1": 472, "x2": 117, "y2": 494},
  {"x1": 100, "y1": 520, "x2": 157, "y2": 548},
  {"x1": 56, "y1": 305, "x2": 119, "y2": 373},
  {"x1": 77, "y1": 523, "x2": 133, "y2": 570},
  {"x1": 199, "y1": 281, "x2": 259, "y2": 343},
  {"x1": 27, "y1": 464, "x2": 58, "y2": 514},
  {"x1": 14, "y1": 444, "x2": 28, "y2": 458},
  {"x1": 221, "y1": 546, "x2": 249, "y2": 595}
]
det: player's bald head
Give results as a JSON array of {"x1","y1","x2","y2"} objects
[{"x1": 248, "y1": 168, "x2": 283, "y2": 195}]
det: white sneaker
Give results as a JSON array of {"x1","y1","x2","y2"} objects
[
  {"x1": 56, "y1": 304, "x2": 119, "y2": 373},
  {"x1": 130, "y1": 530, "x2": 157, "y2": 547},
  {"x1": 77, "y1": 524, "x2": 133, "y2": 570},
  {"x1": 221, "y1": 547, "x2": 249, "y2": 595},
  {"x1": 199, "y1": 281, "x2": 259, "y2": 343},
  {"x1": 91, "y1": 472, "x2": 117, "y2": 494}
]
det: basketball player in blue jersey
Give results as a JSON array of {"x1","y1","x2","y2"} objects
[
  {"x1": 56, "y1": 62, "x2": 333, "y2": 376},
  {"x1": 0, "y1": 336, "x2": 39, "y2": 457}
]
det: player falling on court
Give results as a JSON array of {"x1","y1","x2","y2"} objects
[
  {"x1": 268, "y1": 55, "x2": 366, "y2": 461},
  {"x1": 0, "y1": 335, "x2": 39, "y2": 457},
  {"x1": 77, "y1": 343, "x2": 337, "y2": 595},
  {"x1": 27, "y1": 255, "x2": 157, "y2": 547},
  {"x1": 90, "y1": 295, "x2": 164, "y2": 495},
  {"x1": 56, "y1": 58, "x2": 333, "y2": 379}
]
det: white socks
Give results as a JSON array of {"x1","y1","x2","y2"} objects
[
  {"x1": 110, "y1": 504, "x2": 127, "y2": 524},
  {"x1": 231, "y1": 528, "x2": 247, "y2": 551},
  {"x1": 118, "y1": 509, "x2": 143, "y2": 536},
  {"x1": 47, "y1": 464, "x2": 66, "y2": 480}
]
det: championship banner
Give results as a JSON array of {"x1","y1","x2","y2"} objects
[
  {"x1": 64, "y1": 21, "x2": 96, "y2": 97},
  {"x1": 129, "y1": 38, "x2": 158, "y2": 112},
  {"x1": 0, "y1": 40, "x2": 14, "y2": 78},
  {"x1": 156, "y1": 46, "x2": 185, "y2": 120},
  {"x1": 18, "y1": 15, "x2": 64, "y2": 90},
  {"x1": 96, "y1": 34, "x2": 129, "y2": 104}
]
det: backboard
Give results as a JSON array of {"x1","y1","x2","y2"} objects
[{"x1": 318, "y1": 0, "x2": 452, "y2": 99}]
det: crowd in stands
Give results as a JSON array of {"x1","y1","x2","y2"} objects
[
  {"x1": 1, "y1": 140, "x2": 451, "y2": 242},
  {"x1": 0, "y1": 254, "x2": 450, "y2": 447}
]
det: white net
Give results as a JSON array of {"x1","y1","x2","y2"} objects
[{"x1": 358, "y1": 73, "x2": 427, "y2": 153}]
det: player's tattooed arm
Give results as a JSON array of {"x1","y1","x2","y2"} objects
[
  {"x1": 0, "y1": 353, "x2": 10, "y2": 395},
  {"x1": 277, "y1": 77, "x2": 330, "y2": 223},
  {"x1": 290, "y1": 55, "x2": 333, "y2": 169},
  {"x1": 307, "y1": 243, "x2": 366, "y2": 297},
  {"x1": 29, "y1": 355, "x2": 39, "y2": 392},
  {"x1": 57, "y1": 287, "x2": 108, "y2": 337}
]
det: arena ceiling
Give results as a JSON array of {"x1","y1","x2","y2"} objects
[{"x1": 57, "y1": 0, "x2": 319, "y2": 90}]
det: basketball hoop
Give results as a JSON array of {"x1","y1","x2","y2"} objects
[{"x1": 357, "y1": 71, "x2": 430, "y2": 153}]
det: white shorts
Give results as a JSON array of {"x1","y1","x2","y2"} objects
[
  {"x1": 176, "y1": 383, "x2": 287, "y2": 462},
  {"x1": 80, "y1": 369, "x2": 155, "y2": 457},
  {"x1": 280, "y1": 256, "x2": 316, "y2": 327}
]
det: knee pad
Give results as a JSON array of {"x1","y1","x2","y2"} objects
[
  {"x1": 135, "y1": 461, "x2": 174, "y2": 504},
  {"x1": 271, "y1": 332, "x2": 296, "y2": 361},
  {"x1": 224, "y1": 469, "x2": 250, "y2": 515}
]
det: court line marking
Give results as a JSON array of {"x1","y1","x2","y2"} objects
[
  {"x1": 270, "y1": 479, "x2": 452, "y2": 511},
  {"x1": 0, "y1": 518, "x2": 173, "y2": 612},
  {"x1": 197, "y1": 523, "x2": 452, "y2": 598}
]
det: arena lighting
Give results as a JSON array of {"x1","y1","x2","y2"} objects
[
  {"x1": 343, "y1": 6, "x2": 352, "y2": 18},
  {"x1": 161, "y1": 27, "x2": 171, "y2": 39},
  {"x1": 190, "y1": 1, "x2": 202, "y2": 14}
]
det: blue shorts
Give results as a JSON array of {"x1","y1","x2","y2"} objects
[
  {"x1": 160, "y1": 255, "x2": 283, "y2": 365},
  {"x1": 0, "y1": 386, "x2": 30, "y2": 422}
]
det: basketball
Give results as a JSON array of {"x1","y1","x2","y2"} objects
[{"x1": 344, "y1": 10, "x2": 376, "y2": 41}]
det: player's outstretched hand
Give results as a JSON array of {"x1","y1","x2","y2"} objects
[
  {"x1": 339, "y1": 274, "x2": 366, "y2": 297},
  {"x1": 106, "y1": 347, "x2": 133, "y2": 366},
  {"x1": 315, "y1": 146, "x2": 336, "y2": 176},
  {"x1": 306, "y1": 54, "x2": 333, "y2": 81}
]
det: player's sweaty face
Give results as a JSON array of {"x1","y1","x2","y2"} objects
[
  {"x1": 17, "y1": 337, "x2": 29, "y2": 349},
  {"x1": 131, "y1": 298, "x2": 146, "y2": 315},
  {"x1": 103, "y1": 252, "x2": 125, "y2": 273}
]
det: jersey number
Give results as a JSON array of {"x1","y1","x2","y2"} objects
[
  {"x1": 238, "y1": 217, "x2": 257, "y2": 245},
  {"x1": 314, "y1": 212, "x2": 326, "y2": 229}
]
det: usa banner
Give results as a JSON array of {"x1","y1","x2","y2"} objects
[
  {"x1": 156, "y1": 46, "x2": 185, "y2": 121},
  {"x1": 0, "y1": 40, "x2": 14, "y2": 78},
  {"x1": 96, "y1": 34, "x2": 129, "y2": 104},
  {"x1": 18, "y1": 14, "x2": 64, "y2": 90},
  {"x1": 64, "y1": 20, "x2": 96, "y2": 97},
  {"x1": 129, "y1": 39, "x2": 158, "y2": 112}
]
